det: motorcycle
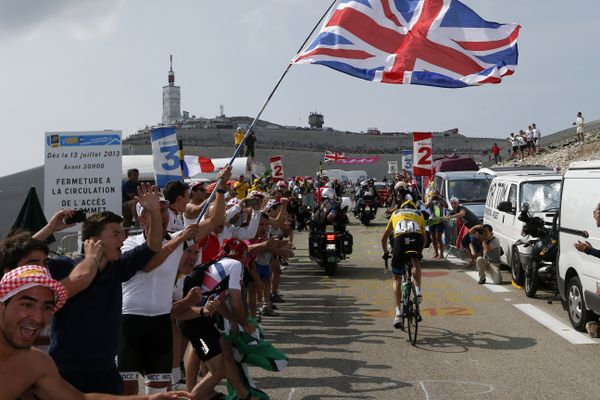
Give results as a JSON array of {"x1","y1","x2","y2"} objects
[
  {"x1": 308, "y1": 229, "x2": 353, "y2": 276},
  {"x1": 308, "y1": 204, "x2": 353, "y2": 276},
  {"x1": 355, "y1": 197, "x2": 377, "y2": 226},
  {"x1": 513, "y1": 203, "x2": 559, "y2": 298}
]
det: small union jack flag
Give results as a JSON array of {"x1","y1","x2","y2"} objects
[
  {"x1": 324, "y1": 150, "x2": 347, "y2": 163},
  {"x1": 292, "y1": 0, "x2": 520, "y2": 88}
]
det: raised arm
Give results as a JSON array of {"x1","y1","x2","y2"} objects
[
  {"x1": 33, "y1": 209, "x2": 76, "y2": 242},
  {"x1": 136, "y1": 183, "x2": 163, "y2": 252},
  {"x1": 59, "y1": 239, "x2": 105, "y2": 298}
]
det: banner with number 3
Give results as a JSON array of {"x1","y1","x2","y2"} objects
[
  {"x1": 413, "y1": 132, "x2": 433, "y2": 177},
  {"x1": 151, "y1": 127, "x2": 181, "y2": 188}
]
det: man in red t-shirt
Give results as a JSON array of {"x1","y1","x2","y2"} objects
[{"x1": 491, "y1": 143, "x2": 501, "y2": 164}]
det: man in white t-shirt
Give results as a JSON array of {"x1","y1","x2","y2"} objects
[
  {"x1": 118, "y1": 168, "x2": 231, "y2": 395},
  {"x1": 163, "y1": 181, "x2": 190, "y2": 232},
  {"x1": 532, "y1": 123, "x2": 541, "y2": 154},
  {"x1": 575, "y1": 112, "x2": 585, "y2": 144}
]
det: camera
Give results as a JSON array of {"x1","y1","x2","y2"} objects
[{"x1": 64, "y1": 209, "x2": 87, "y2": 224}]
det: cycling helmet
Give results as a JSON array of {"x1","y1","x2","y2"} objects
[
  {"x1": 276, "y1": 180, "x2": 287, "y2": 189},
  {"x1": 325, "y1": 181, "x2": 333, "y2": 188},
  {"x1": 218, "y1": 238, "x2": 249, "y2": 263},
  {"x1": 400, "y1": 200, "x2": 418, "y2": 209},
  {"x1": 394, "y1": 181, "x2": 407, "y2": 190},
  {"x1": 340, "y1": 196, "x2": 352, "y2": 212},
  {"x1": 360, "y1": 180, "x2": 368, "y2": 187},
  {"x1": 322, "y1": 188, "x2": 336, "y2": 200}
]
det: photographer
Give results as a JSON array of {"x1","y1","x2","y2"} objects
[
  {"x1": 470, "y1": 224, "x2": 502, "y2": 284},
  {"x1": 425, "y1": 190, "x2": 448, "y2": 259}
]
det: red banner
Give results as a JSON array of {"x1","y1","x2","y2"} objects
[
  {"x1": 335, "y1": 156, "x2": 380, "y2": 165},
  {"x1": 269, "y1": 155, "x2": 284, "y2": 180},
  {"x1": 413, "y1": 132, "x2": 433, "y2": 176}
]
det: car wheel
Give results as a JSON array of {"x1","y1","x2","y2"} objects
[
  {"x1": 511, "y1": 247, "x2": 525, "y2": 286},
  {"x1": 567, "y1": 275, "x2": 593, "y2": 332}
]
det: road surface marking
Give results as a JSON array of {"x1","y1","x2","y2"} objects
[
  {"x1": 286, "y1": 388, "x2": 296, "y2": 400},
  {"x1": 465, "y1": 271, "x2": 511, "y2": 292},
  {"x1": 514, "y1": 303, "x2": 597, "y2": 345}
]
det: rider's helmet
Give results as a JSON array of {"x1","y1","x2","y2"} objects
[
  {"x1": 400, "y1": 199, "x2": 418, "y2": 210},
  {"x1": 218, "y1": 238, "x2": 249, "y2": 265},
  {"x1": 321, "y1": 188, "x2": 336, "y2": 200},
  {"x1": 394, "y1": 181, "x2": 407, "y2": 191},
  {"x1": 276, "y1": 180, "x2": 287, "y2": 190},
  {"x1": 360, "y1": 180, "x2": 368, "y2": 188},
  {"x1": 340, "y1": 197, "x2": 352, "y2": 212},
  {"x1": 324, "y1": 181, "x2": 333, "y2": 188}
]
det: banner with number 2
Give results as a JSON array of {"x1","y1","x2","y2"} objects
[
  {"x1": 270, "y1": 155, "x2": 285, "y2": 181},
  {"x1": 413, "y1": 132, "x2": 433, "y2": 177}
]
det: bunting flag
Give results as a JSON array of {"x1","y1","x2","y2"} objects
[{"x1": 324, "y1": 150, "x2": 347, "y2": 163}]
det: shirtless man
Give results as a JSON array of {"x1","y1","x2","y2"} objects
[{"x1": 0, "y1": 265, "x2": 190, "y2": 400}]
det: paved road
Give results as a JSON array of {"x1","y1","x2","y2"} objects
[{"x1": 249, "y1": 214, "x2": 600, "y2": 400}]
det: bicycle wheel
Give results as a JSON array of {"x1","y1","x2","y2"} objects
[{"x1": 407, "y1": 284, "x2": 419, "y2": 345}]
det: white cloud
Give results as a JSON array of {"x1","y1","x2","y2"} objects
[{"x1": 0, "y1": 0, "x2": 125, "y2": 42}]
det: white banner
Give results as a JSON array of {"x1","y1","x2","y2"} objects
[
  {"x1": 44, "y1": 131, "x2": 122, "y2": 224},
  {"x1": 151, "y1": 127, "x2": 181, "y2": 188}
]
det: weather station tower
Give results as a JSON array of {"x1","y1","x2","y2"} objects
[{"x1": 162, "y1": 55, "x2": 181, "y2": 125}]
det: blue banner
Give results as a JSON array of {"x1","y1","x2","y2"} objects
[
  {"x1": 46, "y1": 134, "x2": 121, "y2": 147},
  {"x1": 151, "y1": 127, "x2": 181, "y2": 189},
  {"x1": 402, "y1": 149, "x2": 413, "y2": 172}
]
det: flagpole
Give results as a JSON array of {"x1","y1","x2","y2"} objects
[{"x1": 194, "y1": 0, "x2": 339, "y2": 223}]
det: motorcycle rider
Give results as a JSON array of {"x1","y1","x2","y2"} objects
[
  {"x1": 310, "y1": 188, "x2": 347, "y2": 233},
  {"x1": 354, "y1": 179, "x2": 379, "y2": 217},
  {"x1": 381, "y1": 200, "x2": 427, "y2": 329}
]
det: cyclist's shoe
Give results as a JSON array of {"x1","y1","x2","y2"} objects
[
  {"x1": 417, "y1": 314, "x2": 423, "y2": 322},
  {"x1": 270, "y1": 292, "x2": 285, "y2": 303},
  {"x1": 478, "y1": 277, "x2": 486, "y2": 285},
  {"x1": 416, "y1": 295, "x2": 423, "y2": 304},
  {"x1": 393, "y1": 315, "x2": 404, "y2": 330}
]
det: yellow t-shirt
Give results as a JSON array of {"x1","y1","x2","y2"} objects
[
  {"x1": 233, "y1": 182, "x2": 249, "y2": 200},
  {"x1": 234, "y1": 131, "x2": 245, "y2": 145},
  {"x1": 386, "y1": 209, "x2": 425, "y2": 238}
]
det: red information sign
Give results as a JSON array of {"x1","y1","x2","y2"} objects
[
  {"x1": 413, "y1": 132, "x2": 433, "y2": 176},
  {"x1": 269, "y1": 155, "x2": 284, "y2": 180}
]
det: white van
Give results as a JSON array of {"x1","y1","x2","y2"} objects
[
  {"x1": 557, "y1": 160, "x2": 600, "y2": 331},
  {"x1": 433, "y1": 171, "x2": 492, "y2": 220},
  {"x1": 483, "y1": 173, "x2": 562, "y2": 284}
]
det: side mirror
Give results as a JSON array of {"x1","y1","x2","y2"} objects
[{"x1": 498, "y1": 201, "x2": 514, "y2": 213}]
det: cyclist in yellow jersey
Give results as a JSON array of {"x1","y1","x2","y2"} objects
[{"x1": 381, "y1": 200, "x2": 427, "y2": 329}]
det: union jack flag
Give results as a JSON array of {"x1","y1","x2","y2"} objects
[
  {"x1": 324, "y1": 150, "x2": 347, "y2": 163},
  {"x1": 292, "y1": 0, "x2": 520, "y2": 88}
]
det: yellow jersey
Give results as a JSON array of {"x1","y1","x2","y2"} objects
[{"x1": 386, "y1": 209, "x2": 425, "y2": 238}]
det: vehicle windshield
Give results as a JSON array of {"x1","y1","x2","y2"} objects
[
  {"x1": 447, "y1": 179, "x2": 490, "y2": 203},
  {"x1": 520, "y1": 181, "x2": 561, "y2": 213}
]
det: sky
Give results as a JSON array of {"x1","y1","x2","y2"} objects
[{"x1": 1, "y1": 0, "x2": 599, "y2": 177}]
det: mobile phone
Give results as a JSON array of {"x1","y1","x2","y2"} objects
[{"x1": 64, "y1": 209, "x2": 87, "y2": 224}]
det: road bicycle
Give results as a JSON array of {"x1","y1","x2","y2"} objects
[{"x1": 383, "y1": 251, "x2": 421, "y2": 345}]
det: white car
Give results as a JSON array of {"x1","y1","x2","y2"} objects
[
  {"x1": 558, "y1": 160, "x2": 600, "y2": 331},
  {"x1": 483, "y1": 172, "x2": 562, "y2": 284}
]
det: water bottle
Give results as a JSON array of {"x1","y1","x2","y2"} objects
[{"x1": 402, "y1": 280, "x2": 410, "y2": 302}]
